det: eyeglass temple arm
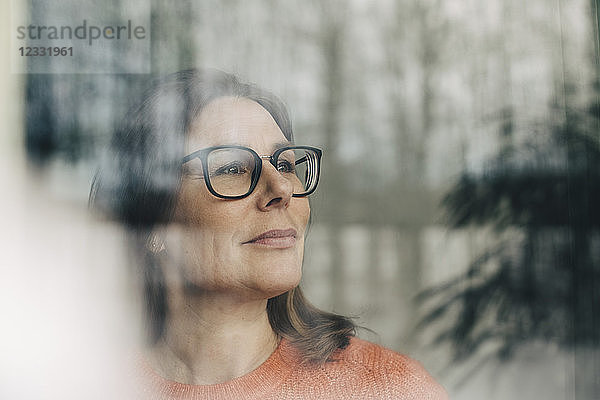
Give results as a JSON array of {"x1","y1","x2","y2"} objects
[{"x1": 295, "y1": 156, "x2": 308, "y2": 165}]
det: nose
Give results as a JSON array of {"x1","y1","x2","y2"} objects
[{"x1": 256, "y1": 161, "x2": 293, "y2": 211}]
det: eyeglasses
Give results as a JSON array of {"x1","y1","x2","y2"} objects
[{"x1": 182, "y1": 145, "x2": 322, "y2": 199}]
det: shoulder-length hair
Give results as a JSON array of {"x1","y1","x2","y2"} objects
[{"x1": 90, "y1": 69, "x2": 355, "y2": 364}]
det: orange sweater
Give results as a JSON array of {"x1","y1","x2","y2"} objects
[{"x1": 136, "y1": 337, "x2": 448, "y2": 400}]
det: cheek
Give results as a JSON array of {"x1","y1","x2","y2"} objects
[
  {"x1": 162, "y1": 224, "x2": 245, "y2": 294},
  {"x1": 170, "y1": 184, "x2": 245, "y2": 283},
  {"x1": 175, "y1": 180, "x2": 244, "y2": 232},
  {"x1": 295, "y1": 199, "x2": 311, "y2": 233},
  {"x1": 181, "y1": 229, "x2": 238, "y2": 283},
  {"x1": 173, "y1": 181, "x2": 217, "y2": 225}
]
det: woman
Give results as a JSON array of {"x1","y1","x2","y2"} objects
[{"x1": 92, "y1": 69, "x2": 448, "y2": 399}]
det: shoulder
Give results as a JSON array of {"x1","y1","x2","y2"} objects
[{"x1": 325, "y1": 336, "x2": 449, "y2": 400}]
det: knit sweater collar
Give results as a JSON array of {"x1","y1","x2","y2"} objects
[{"x1": 137, "y1": 338, "x2": 297, "y2": 400}]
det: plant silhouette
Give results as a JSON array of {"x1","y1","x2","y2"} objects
[{"x1": 418, "y1": 83, "x2": 600, "y2": 393}]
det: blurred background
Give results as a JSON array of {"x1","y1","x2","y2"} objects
[{"x1": 2, "y1": 0, "x2": 599, "y2": 399}]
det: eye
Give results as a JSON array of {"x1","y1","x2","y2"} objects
[
  {"x1": 214, "y1": 162, "x2": 250, "y2": 176},
  {"x1": 276, "y1": 160, "x2": 295, "y2": 173}
]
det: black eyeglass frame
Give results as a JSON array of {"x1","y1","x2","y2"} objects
[{"x1": 181, "y1": 145, "x2": 323, "y2": 199}]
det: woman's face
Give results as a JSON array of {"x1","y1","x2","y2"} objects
[{"x1": 163, "y1": 97, "x2": 310, "y2": 300}]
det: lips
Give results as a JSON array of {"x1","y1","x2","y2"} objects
[{"x1": 244, "y1": 228, "x2": 297, "y2": 248}]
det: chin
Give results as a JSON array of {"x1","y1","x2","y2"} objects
[{"x1": 254, "y1": 262, "x2": 302, "y2": 299}]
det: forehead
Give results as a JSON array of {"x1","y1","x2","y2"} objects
[{"x1": 186, "y1": 96, "x2": 288, "y2": 153}]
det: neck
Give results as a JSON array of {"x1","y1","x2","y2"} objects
[{"x1": 146, "y1": 289, "x2": 279, "y2": 385}]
